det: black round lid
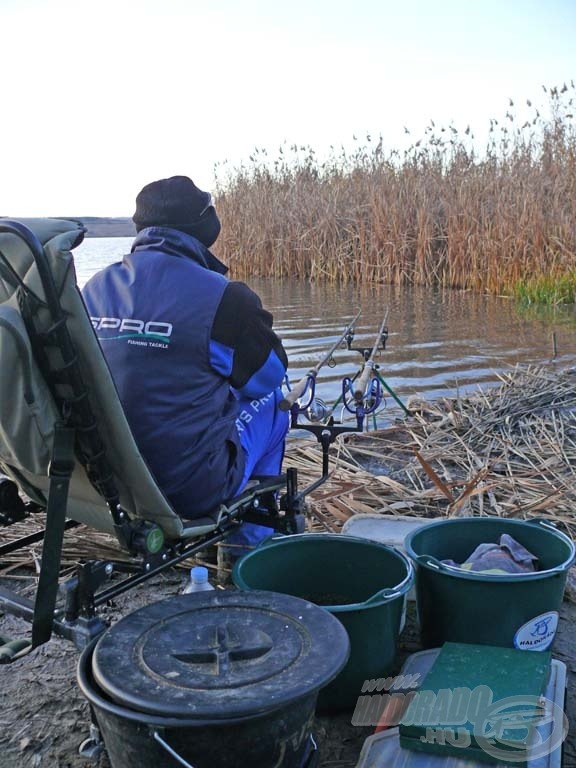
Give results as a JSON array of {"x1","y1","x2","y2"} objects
[{"x1": 91, "y1": 589, "x2": 350, "y2": 720}]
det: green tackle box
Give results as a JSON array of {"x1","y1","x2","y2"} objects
[
  {"x1": 356, "y1": 646, "x2": 566, "y2": 768},
  {"x1": 398, "y1": 643, "x2": 553, "y2": 766}
]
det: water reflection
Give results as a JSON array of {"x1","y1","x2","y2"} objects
[
  {"x1": 73, "y1": 238, "x2": 576, "y2": 420},
  {"x1": 257, "y1": 279, "x2": 575, "y2": 405}
]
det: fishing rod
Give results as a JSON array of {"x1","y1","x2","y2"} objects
[
  {"x1": 334, "y1": 308, "x2": 390, "y2": 429},
  {"x1": 279, "y1": 310, "x2": 364, "y2": 501},
  {"x1": 343, "y1": 307, "x2": 411, "y2": 416},
  {"x1": 279, "y1": 309, "x2": 362, "y2": 412},
  {"x1": 351, "y1": 308, "x2": 389, "y2": 402},
  {"x1": 280, "y1": 308, "x2": 400, "y2": 502}
]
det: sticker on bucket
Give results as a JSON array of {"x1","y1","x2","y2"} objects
[{"x1": 513, "y1": 611, "x2": 559, "y2": 651}]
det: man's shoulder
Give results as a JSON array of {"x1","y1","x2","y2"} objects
[
  {"x1": 81, "y1": 260, "x2": 122, "y2": 294},
  {"x1": 221, "y1": 281, "x2": 261, "y2": 306}
]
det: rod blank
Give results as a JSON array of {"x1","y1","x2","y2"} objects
[
  {"x1": 352, "y1": 308, "x2": 389, "y2": 401},
  {"x1": 279, "y1": 309, "x2": 361, "y2": 411}
]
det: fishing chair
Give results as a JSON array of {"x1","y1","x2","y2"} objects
[{"x1": 0, "y1": 218, "x2": 305, "y2": 658}]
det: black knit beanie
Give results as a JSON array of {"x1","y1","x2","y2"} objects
[{"x1": 132, "y1": 175, "x2": 221, "y2": 247}]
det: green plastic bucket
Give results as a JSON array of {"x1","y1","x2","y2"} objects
[
  {"x1": 404, "y1": 517, "x2": 575, "y2": 650},
  {"x1": 232, "y1": 533, "x2": 414, "y2": 711}
]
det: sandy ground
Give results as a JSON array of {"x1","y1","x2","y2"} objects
[{"x1": 0, "y1": 566, "x2": 574, "y2": 768}]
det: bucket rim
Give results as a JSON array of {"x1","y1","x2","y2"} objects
[
  {"x1": 412, "y1": 553, "x2": 574, "y2": 581},
  {"x1": 233, "y1": 532, "x2": 415, "y2": 610},
  {"x1": 250, "y1": 531, "x2": 414, "y2": 558},
  {"x1": 77, "y1": 639, "x2": 319, "y2": 728},
  {"x1": 404, "y1": 516, "x2": 576, "y2": 580}
]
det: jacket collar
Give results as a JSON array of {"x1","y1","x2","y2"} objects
[{"x1": 131, "y1": 226, "x2": 228, "y2": 275}]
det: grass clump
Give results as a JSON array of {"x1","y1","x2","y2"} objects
[
  {"x1": 213, "y1": 84, "x2": 576, "y2": 299},
  {"x1": 514, "y1": 273, "x2": 576, "y2": 305}
]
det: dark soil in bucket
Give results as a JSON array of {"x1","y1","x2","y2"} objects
[
  {"x1": 1, "y1": 571, "x2": 575, "y2": 768},
  {"x1": 300, "y1": 592, "x2": 357, "y2": 606}
]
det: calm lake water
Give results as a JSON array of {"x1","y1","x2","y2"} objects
[{"x1": 74, "y1": 237, "x2": 576, "y2": 424}]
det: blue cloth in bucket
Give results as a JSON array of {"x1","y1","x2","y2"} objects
[{"x1": 442, "y1": 534, "x2": 538, "y2": 574}]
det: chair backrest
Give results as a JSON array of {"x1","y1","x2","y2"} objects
[{"x1": 0, "y1": 218, "x2": 186, "y2": 540}]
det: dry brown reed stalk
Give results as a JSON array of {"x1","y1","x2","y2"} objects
[{"x1": 214, "y1": 86, "x2": 576, "y2": 296}]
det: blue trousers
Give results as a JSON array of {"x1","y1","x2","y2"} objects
[{"x1": 225, "y1": 387, "x2": 290, "y2": 551}]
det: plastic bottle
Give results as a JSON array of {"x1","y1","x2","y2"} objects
[{"x1": 182, "y1": 565, "x2": 215, "y2": 594}]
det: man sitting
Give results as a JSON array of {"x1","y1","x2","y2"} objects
[{"x1": 82, "y1": 176, "x2": 289, "y2": 550}]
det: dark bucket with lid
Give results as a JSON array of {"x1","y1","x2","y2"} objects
[
  {"x1": 405, "y1": 516, "x2": 575, "y2": 650},
  {"x1": 77, "y1": 590, "x2": 350, "y2": 768}
]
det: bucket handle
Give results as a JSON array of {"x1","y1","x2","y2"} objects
[
  {"x1": 415, "y1": 554, "x2": 444, "y2": 570},
  {"x1": 524, "y1": 517, "x2": 560, "y2": 531},
  {"x1": 414, "y1": 553, "x2": 509, "y2": 578},
  {"x1": 415, "y1": 553, "x2": 521, "y2": 577},
  {"x1": 414, "y1": 553, "x2": 561, "y2": 580},
  {"x1": 152, "y1": 730, "x2": 196, "y2": 768},
  {"x1": 362, "y1": 558, "x2": 415, "y2": 607},
  {"x1": 521, "y1": 518, "x2": 576, "y2": 569},
  {"x1": 362, "y1": 587, "x2": 400, "y2": 607},
  {"x1": 254, "y1": 533, "x2": 285, "y2": 549}
]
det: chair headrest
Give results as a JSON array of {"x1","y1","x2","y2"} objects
[{"x1": 0, "y1": 217, "x2": 86, "y2": 249}]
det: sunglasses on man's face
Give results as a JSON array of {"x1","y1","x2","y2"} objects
[{"x1": 198, "y1": 194, "x2": 215, "y2": 218}]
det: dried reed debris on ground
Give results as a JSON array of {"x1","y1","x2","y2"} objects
[
  {"x1": 293, "y1": 365, "x2": 576, "y2": 540},
  {"x1": 1, "y1": 364, "x2": 575, "y2": 577}
]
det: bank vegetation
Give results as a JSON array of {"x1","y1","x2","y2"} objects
[{"x1": 214, "y1": 84, "x2": 576, "y2": 301}]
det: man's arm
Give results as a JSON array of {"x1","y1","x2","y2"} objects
[{"x1": 209, "y1": 281, "x2": 288, "y2": 398}]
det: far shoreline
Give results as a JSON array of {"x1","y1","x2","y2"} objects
[{"x1": 77, "y1": 217, "x2": 135, "y2": 237}]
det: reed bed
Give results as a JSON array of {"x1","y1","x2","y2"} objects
[
  {"x1": 214, "y1": 85, "x2": 576, "y2": 298},
  {"x1": 1, "y1": 364, "x2": 574, "y2": 580}
]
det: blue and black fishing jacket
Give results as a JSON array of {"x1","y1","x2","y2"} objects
[{"x1": 81, "y1": 227, "x2": 288, "y2": 516}]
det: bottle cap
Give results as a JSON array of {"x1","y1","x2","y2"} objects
[{"x1": 191, "y1": 565, "x2": 209, "y2": 583}]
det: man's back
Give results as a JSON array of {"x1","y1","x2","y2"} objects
[{"x1": 83, "y1": 227, "x2": 245, "y2": 516}]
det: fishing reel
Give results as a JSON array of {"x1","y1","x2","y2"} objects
[
  {"x1": 305, "y1": 397, "x2": 331, "y2": 423},
  {"x1": 340, "y1": 311, "x2": 389, "y2": 428},
  {"x1": 283, "y1": 374, "x2": 358, "y2": 437},
  {"x1": 341, "y1": 372, "x2": 384, "y2": 429},
  {"x1": 284, "y1": 369, "x2": 384, "y2": 432}
]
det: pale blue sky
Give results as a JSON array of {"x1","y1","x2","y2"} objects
[{"x1": 1, "y1": 0, "x2": 574, "y2": 216}]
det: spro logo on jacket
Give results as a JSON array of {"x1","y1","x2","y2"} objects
[{"x1": 89, "y1": 317, "x2": 173, "y2": 349}]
